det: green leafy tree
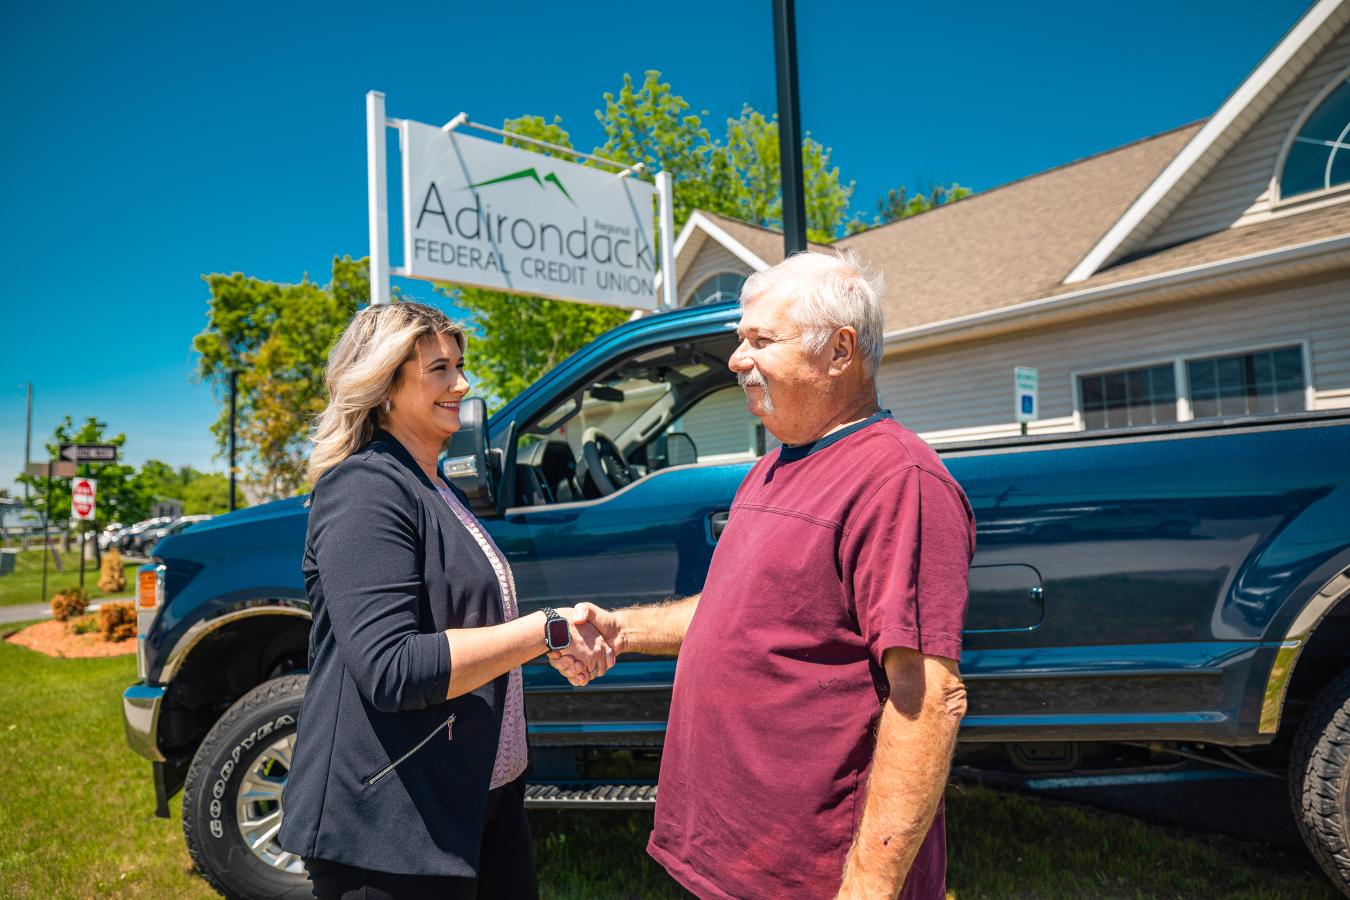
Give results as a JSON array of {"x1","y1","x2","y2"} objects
[
  {"x1": 133, "y1": 459, "x2": 183, "y2": 502},
  {"x1": 181, "y1": 473, "x2": 233, "y2": 515},
  {"x1": 706, "y1": 105, "x2": 853, "y2": 244},
  {"x1": 847, "y1": 183, "x2": 971, "y2": 234},
  {"x1": 14, "y1": 417, "x2": 146, "y2": 534},
  {"x1": 193, "y1": 256, "x2": 371, "y2": 498}
]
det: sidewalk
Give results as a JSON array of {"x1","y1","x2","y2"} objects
[{"x1": 0, "y1": 596, "x2": 134, "y2": 626}]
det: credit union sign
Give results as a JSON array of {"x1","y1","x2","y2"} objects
[{"x1": 401, "y1": 121, "x2": 658, "y2": 310}]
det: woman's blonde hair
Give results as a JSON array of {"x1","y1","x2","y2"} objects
[{"x1": 308, "y1": 301, "x2": 465, "y2": 483}]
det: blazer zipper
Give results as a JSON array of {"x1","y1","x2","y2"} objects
[{"x1": 366, "y1": 713, "x2": 457, "y2": 787}]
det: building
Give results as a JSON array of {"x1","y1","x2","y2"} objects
[{"x1": 667, "y1": 0, "x2": 1350, "y2": 444}]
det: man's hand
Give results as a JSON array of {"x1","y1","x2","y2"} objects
[
  {"x1": 547, "y1": 606, "x2": 616, "y2": 687},
  {"x1": 570, "y1": 603, "x2": 625, "y2": 655},
  {"x1": 546, "y1": 596, "x2": 698, "y2": 685}
]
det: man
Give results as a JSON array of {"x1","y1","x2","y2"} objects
[{"x1": 562, "y1": 251, "x2": 974, "y2": 899}]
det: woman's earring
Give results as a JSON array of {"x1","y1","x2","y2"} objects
[{"x1": 383, "y1": 399, "x2": 391, "y2": 414}]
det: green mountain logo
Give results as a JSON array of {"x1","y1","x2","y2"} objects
[{"x1": 464, "y1": 168, "x2": 574, "y2": 204}]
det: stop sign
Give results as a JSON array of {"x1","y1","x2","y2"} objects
[{"x1": 72, "y1": 478, "x2": 97, "y2": 521}]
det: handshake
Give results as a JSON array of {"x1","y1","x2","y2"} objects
[{"x1": 544, "y1": 603, "x2": 622, "y2": 687}]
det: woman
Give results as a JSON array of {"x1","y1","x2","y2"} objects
[{"x1": 278, "y1": 301, "x2": 612, "y2": 899}]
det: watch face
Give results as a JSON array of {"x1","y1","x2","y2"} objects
[{"x1": 547, "y1": 617, "x2": 570, "y2": 649}]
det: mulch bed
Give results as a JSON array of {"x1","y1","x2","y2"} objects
[{"x1": 5, "y1": 618, "x2": 136, "y2": 658}]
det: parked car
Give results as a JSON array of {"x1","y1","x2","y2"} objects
[
  {"x1": 123, "y1": 302, "x2": 1350, "y2": 899},
  {"x1": 137, "y1": 515, "x2": 211, "y2": 556},
  {"x1": 96, "y1": 522, "x2": 124, "y2": 552},
  {"x1": 117, "y1": 517, "x2": 172, "y2": 554}
]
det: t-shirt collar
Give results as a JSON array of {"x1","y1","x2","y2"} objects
[{"x1": 777, "y1": 409, "x2": 893, "y2": 463}]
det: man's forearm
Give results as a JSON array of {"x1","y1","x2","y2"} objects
[
  {"x1": 614, "y1": 594, "x2": 699, "y2": 656},
  {"x1": 838, "y1": 654, "x2": 966, "y2": 898}
]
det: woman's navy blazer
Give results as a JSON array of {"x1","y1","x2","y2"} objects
[{"x1": 278, "y1": 430, "x2": 510, "y2": 876}]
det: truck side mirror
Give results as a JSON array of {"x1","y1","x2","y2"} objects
[{"x1": 441, "y1": 397, "x2": 500, "y2": 516}]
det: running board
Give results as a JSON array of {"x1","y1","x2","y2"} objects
[{"x1": 525, "y1": 781, "x2": 657, "y2": 809}]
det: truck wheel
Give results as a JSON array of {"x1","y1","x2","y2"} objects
[
  {"x1": 182, "y1": 675, "x2": 310, "y2": 899},
  {"x1": 1290, "y1": 667, "x2": 1350, "y2": 896}
]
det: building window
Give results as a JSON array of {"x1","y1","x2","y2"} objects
[
  {"x1": 687, "y1": 272, "x2": 747, "y2": 306},
  {"x1": 1079, "y1": 364, "x2": 1178, "y2": 430},
  {"x1": 1280, "y1": 75, "x2": 1350, "y2": 200},
  {"x1": 1187, "y1": 347, "x2": 1305, "y2": 418}
]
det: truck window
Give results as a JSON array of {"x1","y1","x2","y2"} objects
[
  {"x1": 643, "y1": 385, "x2": 770, "y2": 468},
  {"x1": 512, "y1": 336, "x2": 758, "y2": 506}
]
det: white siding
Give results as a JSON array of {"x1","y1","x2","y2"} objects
[
  {"x1": 676, "y1": 240, "x2": 753, "y2": 306},
  {"x1": 877, "y1": 273, "x2": 1350, "y2": 441},
  {"x1": 1146, "y1": 24, "x2": 1350, "y2": 251},
  {"x1": 672, "y1": 386, "x2": 761, "y2": 459}
]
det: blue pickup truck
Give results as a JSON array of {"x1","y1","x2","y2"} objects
[{"x1": 124, "y1": 299, "x2": 1350, "y2": 898}]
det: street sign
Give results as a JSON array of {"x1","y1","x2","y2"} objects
[
  {"x1": 25, "y1": 461, "x2": 76, "y2": 478},
  {"x1": 59, "y1": 443, "x2": 118, "y2": 463},
  {"x1": 71, "y1": 478, "x2": 96, "y2": 521},
  {"x1": 1015, "y1": 366, "x2": 1039, "y2": 424}
]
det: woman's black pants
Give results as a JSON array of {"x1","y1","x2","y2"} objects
[{"x1": 302, "y1": 777, "x2": 538, "y2": 899}]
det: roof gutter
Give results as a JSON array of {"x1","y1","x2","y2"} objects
[{"x1": 884, "y1": 231, "x2": 1350, "y2": 350}]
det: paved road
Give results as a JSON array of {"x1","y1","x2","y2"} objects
[{"x1": 0, "y1": 596, "x2": 134, "y2": 625}]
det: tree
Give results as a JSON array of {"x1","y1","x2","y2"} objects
[
  {"x1": 14, "y1": 417, "x2": 146, "y2": 535},
  {"x1": 447, "y1": 73, "x2": 857, "y2": 406},
  {"x1": 134, "y1": 459, "x2": 185, "y2": 502},
  {"x1": 181, "y1": 473, "x2": 233, "y2": 515},
  {"x1": 849, "y1": 183, "x2": 971, "y2": 233},
  {"x1": 193, "y1": 256, "x2": 370, "y2": 498}
]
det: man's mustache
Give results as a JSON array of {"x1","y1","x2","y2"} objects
[{"x1": 737, "y1": 371, "x2": 767, "y2": 388}]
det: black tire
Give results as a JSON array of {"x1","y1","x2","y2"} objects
[
  {"x1": 183, "y1": 675, "x2": 310, "y2": 899},
  {"x1": 1290, "y1": 667, "x2": 1350, "y2": 897}
]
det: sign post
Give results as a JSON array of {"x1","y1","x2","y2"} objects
[
  {"x1": 1015, "y1": 367, "x2": 1039, "y2": 436},
  {"x1": 367, "y1": 91, "x2": 391, "y2": 305},
  {"x1": 71, "y1": 478, "x2": 96, "y2": 588}
]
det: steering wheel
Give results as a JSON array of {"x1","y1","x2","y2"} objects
[{"x1": 580, "y1": 428, "x2": 637, "y2": 496}]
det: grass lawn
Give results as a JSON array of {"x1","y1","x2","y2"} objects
[
  {"x1": 0, "y1": 548, "x2": 138, "y2": 608},
  {"x1": 0, "y1": 634, "x2": 1336, "y2": 899}
]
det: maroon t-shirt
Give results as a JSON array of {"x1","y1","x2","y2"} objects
[{"x1": 648, "y1": 412, "x2": 975, "y2": 899}]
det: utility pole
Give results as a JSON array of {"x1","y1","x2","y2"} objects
[
  {"x1": 23, "y1": 382, "x2": 32, "y2": 506},
  {"x1": 772, "y1": 0, "x2": 807, "y2": 256},
  {"x1": 228, "y1": 369, "x2": 238, "y2": 512},
  {"x1": 40, "y1": 471, "x2": 52, "y2": 604}
]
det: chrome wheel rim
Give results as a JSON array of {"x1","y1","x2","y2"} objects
[{"x1": 234, "y1": 733, "x2": 304, "y2": 874}]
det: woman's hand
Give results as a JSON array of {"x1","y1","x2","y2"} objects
[{"x1": 547, "y1": 606, "x2": 616, "y2": 687}]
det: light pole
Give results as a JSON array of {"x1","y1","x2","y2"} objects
[
  {"x1": 22, "y1": 382, "x2": 32, "y2": 506},
  {"x1": 773, "y1": 0, "x2": 807, "y2": 256},
  {"x1": 228, "y1": 369, "x2": 239, "y2": 512}
]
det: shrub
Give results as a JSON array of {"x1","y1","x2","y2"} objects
[
  {"x1": 51, "y1": 587, "x2": 90, "y2": 622},
  {"x1": 98, "y1": 548, "x2": 126, "y2": 593},
  {"x1": 70, "y1": 614, "x2": 99, "y2": 635},
  {"x1": 98, "y1": 602, "x2": 137, "y2": 642}
]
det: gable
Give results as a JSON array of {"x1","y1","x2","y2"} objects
[
  {"x1": 676, "y1": 239, "x2": 755, "y2": 304},
  {"x1": 1141, "y1": 22, "x2": 1350, "y2": 254},
  {"x1": 1066, "y1": 0, "x2": 1350, "y2": 283}
]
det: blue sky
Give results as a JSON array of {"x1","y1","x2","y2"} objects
[{"x1": 0, "y1": 0, "x2": 1313, "y2": 489}]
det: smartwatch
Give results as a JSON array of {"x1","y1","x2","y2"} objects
[{"x1": 543, "y1": 608, "x2": 571, "y2": 651}]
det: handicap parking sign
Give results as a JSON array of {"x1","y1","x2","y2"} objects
[{"x1": 1014, "y1": 367, "x2": 1038, "y2": 423}]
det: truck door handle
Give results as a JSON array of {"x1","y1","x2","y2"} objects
[{"x1": 709, "y1": 511, "x2": 730, "y2": 539}]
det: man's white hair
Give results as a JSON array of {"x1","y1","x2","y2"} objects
[{"x1": 739, "y1": 250, "x2": 885, "y2": 377}]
